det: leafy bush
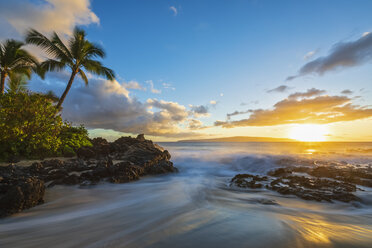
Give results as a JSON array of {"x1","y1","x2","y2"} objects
[
  {"x1": 0, "y1": 91, "x2": 62, "y2": 160},
  {"x1": 59, "y1": 124, "x2": 92, "y2": 156},
  {"x1": 0, "y1": 92, "x2": 91, "y2": 161}
]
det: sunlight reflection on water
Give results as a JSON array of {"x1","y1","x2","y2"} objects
[{"x1": 0, "y1": 142, "x2": 371, "y2": 247}]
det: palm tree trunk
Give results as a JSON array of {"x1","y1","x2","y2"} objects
[
  {"x1": 56, "y1": 70, "x2": 77, "y2": 110},
  {"x1": 0, "y1": 71, "x2": 6, "y2": 95}
]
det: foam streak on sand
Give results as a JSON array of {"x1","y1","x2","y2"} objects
[{"x1": 1, "y1": 142, "x2": 372, "y2": 248}]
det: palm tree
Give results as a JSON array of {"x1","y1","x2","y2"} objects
[
  {"x1": 6, "y1": 73, "x2": 28, "y2": 93},
  {"x1": 0, "y1": 39, "x2": 38, "y2": 95},
  {"x1": 25, "y1": 27, "x2": 115, "y2": 109}
]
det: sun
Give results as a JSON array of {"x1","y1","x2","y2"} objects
[{"x1": 289, "y1": 124, "x2": 329, "y2": 142}]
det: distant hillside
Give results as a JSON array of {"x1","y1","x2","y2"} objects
[{"x1": 178, "y1": 136, "x2": 296, "y2": 143}]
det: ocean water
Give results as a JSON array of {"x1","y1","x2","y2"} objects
[{"x1": 1, "y1": 142, "x2": 372, "y2": 248}]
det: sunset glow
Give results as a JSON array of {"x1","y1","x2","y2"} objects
[
  {"x1": 1, "y1": 1, "x2": 372, "y2": 248},
  {"x1": 289, "y1": 124, "x2": 329, "y2": 142}
]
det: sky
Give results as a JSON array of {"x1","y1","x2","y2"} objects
[{"x1": 1, "y1": 0, "x2": 372, "y2": 141}]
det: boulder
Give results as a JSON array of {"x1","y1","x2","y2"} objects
[
  {"x1": 0, "y1": 134, "x2": 177, "y2": 217},
  {"x1": 77, "y1": 146, "x2": 96, "y2": 159},
  {"x1": 232, "y1": 164, "x2": 372, "y2": 203},
  {"x1": 0, "y1": 177, "x2": 45, "y2": 218}
]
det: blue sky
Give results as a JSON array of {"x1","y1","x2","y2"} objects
[{"x1": 1, "y1": 0, "x2": 372, "y2": 141}]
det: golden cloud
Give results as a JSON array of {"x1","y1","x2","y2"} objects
[{"x1": 216, "y1": 90, "x2": 372, "y2": 128}]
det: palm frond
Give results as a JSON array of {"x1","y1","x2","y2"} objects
[
  {"x1": 84, "y1": 42, "x2": 106, "y2": 59},
  {"x1": 51, "y1": 32, "x2": 73, "y2": 60},
  {"x1": 12, "y1": 67, "x2": 32, "y2": 79},
  {"x1": 83, "y1": 59, "x2": 115, "y2": 80},
  {"x1": 69, "y1": 27, "x2": 87, "y2": 61},
  {"x1": 6, "y1": 73, "x2": 28, "y2": 93},
  {"x1": 1, "y1": 40, "x2": 24, "y2": 67},
  {"x1": 78, "y1": 69, "x2": 89, "y2": 85},
  {"x1": 10, "y1": 49, "x2": 39, "y2": 70},
  {"x1": 40, "y1": 59, "x2": 66, "y2": 72},
  {"x1": 25, "y1": 29, "x2": 71, "y2": 62},
  {"x1": 0, "y1": 43, "x2": 4, "y2": 60}
]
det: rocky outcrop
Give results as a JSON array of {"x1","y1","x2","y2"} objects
[
  {"x1": 0, "y1": 177, "x2": 45, "y2": 218},
  {"x1": 0, "y1": 135, "x2": 176, "y2": 217},
  {"x1": 231, "y1": 160, "x2": 372, "y2": 203}
]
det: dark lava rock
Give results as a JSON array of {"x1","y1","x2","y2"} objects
[
  {"x1": 109, "y1": 162, "x2": 145, "y2": 183},
  {"x1": 77, "y1": 146, "x2": 96, "y2": 159},
  {"x1": 0, "y1": 177, "x2": 45, "y2": 218},
  {"x1": 268, "y1": 175, "x2": 358, "y2": 202},
  {"x1": 233, "y1": 163, "x2": 372, "y2": 203},
  {"x1": 136, "y1": 134, "x2": 146, "y2": 142},
  {"x1": 268, "y1": 168, "x2": 291, "y2": 177},
  {"x1": 29, "y1": 162, "x2": 44, "y2": 173},
  {"x1": 231, "y1": 174, "x2": 268, "y2": 189},
  {"x1": 308, "y1": 166, "x2": 372, "y2": 187},
  {"x1": 0, "y1": 134, "x2": 176, "y2": 217}
]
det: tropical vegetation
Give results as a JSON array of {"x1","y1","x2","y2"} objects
[
  {"x1": 0, "y1": 39, "x2": 38, "y2": 95},
  {"x1": 0, "y1": 26, "x2": 113, "y2": 161},
  {"x1": 0, "y1": 91, "x2": 92, "y2": 161},
  {"x1": 25, "y1": 27, "x2": 115, "y2": 109}
]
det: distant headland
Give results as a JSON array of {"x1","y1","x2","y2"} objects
[{"x1": 178, "y1": 136, "x2": 296, "y2": 142}]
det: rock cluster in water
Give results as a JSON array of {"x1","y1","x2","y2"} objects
[
  {"x1": 0, "y1": 134, "x2": 176, "y2": 218},
  {"x1": 231, "y1": 158, "x2": 372, "y2": 203}
]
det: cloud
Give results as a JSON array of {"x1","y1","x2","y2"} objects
[
  {"x1": 188, "y1": 99, "x2": 220, "y2": 117},
  {"x1": 341, "y1": 89, "x2": 353, "y2": 95},
  {"x1": 215, "y1": 89, "x2": 372, "y2": 127},
  {"x1": 146, "y1": 98, "x2": 188, "y2": 121},
  {"x1": 287, "y1": 88, "x2": 326, "y2": 99},
  {"x1": 267, "y1": 85, "x2": 292, "y2": 93},
  {"x1": 29, "y1": 73, "x2": 203, "y2": 137},
  {"x1": 123, "y1": 81, "x2": 146, "y2": 91},
  {"x1": 169, "y1": 6, "x2": 178, "y2": 16},
  {"x1": 62, "y1": 83, "x2": 194, "y2": 137},
  {"x1": 162, "y1": 82, "x2": 175, "y2": 91},
  {"x1": 304, "y1": 50, "x2": 316, "y2": 60},
  {"x1": 187, "y1": 119, "x2": 207, "y2": 130},
  {"x1": 189, "y1": 104, "x2": 210, "y2": 117},
  {"x1": 226, "y1": 110, "x2": 252, "y2": 120},
  {"x1": 0, "y1": 0, "x2": 99, "y2": 38},
  {"x1": 287, "y1": 32, "x2": 372, "y2": 80},
  {"x1": 146, "y1": 80, "x2": 161, "y2": 94}
]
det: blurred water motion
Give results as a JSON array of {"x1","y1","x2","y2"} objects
[{"x1": 1, "y1": 142, "x2": 371, "y2": 248}]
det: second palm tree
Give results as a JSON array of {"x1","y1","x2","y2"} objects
[{"x1": 26, "y1": 27, "x2": 115, "y2": 109}]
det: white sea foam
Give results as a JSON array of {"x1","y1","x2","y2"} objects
[{"x1": 1, "y1": 142, "x2": 371, "y2": 247}]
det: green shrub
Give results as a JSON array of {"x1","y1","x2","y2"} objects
[
  {"x1": 0, "y1": 92, "x2": 91, "y2": 161},
  {"x1": 62, "y1": 145, "x2": 76, "y2": 157},
  {"x1": 0, "y1": 91, "x2": 62, "y2": 160},
  {"x1": 59, "y1": 124, "x2": 92, "y2": 155}
]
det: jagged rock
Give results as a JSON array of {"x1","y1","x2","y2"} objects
[
  {"x1": 267, "y1": 168, "x2": 291, "y2": 177},
  {"x1": 77, "y1": 146, "x2": 96, "y2": 159},
  {"x1": 108, "y1": 162, "x2": 145, "y2": 183},
  {"x1": 145, "y1": 160, "x2": 176, "y2": 174},
  {"x1": 232, "y1": 163, "x2": 372, "y2": 203},
  {"x1": 29, "y1": 162, "x2": 44, "y2": 173},
  {"x1": 0, "y1": 177, "x2": 45, "y2": 218},
  {"x1": 268, "y1": 175, "x2": 358, "y2": 202},
  {"x1": 0, "y1": 135, "x2": 176, "y2": 217},
  {"x1": 231, "y1": 174, "x2": 267, "y2": 189},
  {"x1": 136, "y1": 134, "x2": 146, "y2": 142}
]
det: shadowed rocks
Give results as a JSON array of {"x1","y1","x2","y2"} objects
[
  {"x1": 0, "y1": 177, "x2": 44, "y2": 218},
  {"x1": 231, "y1": 160, "x2": 372, "y2": 203},
  {"x1": 0, "y1": 134, "x2": 177, "y2": 218}
]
